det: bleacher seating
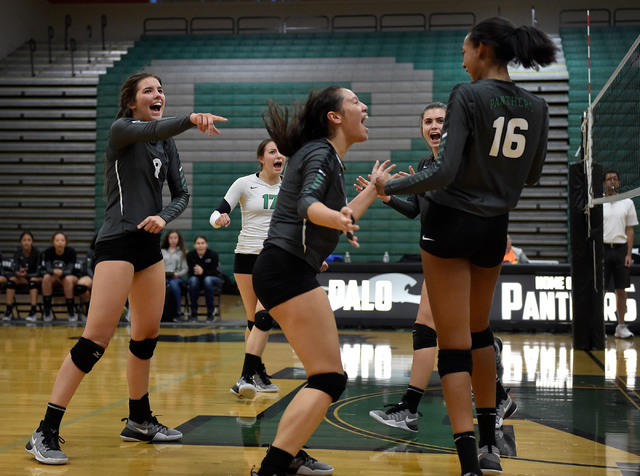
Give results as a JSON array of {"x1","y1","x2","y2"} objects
[
  {"x1": 93, "y1": 30, "x2": 570, "y2": 267},
  {"x1": 0, "y1": 40, "x2": 133, "y2": 257}
]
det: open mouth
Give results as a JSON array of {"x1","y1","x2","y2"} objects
[
  {"x1": 273, "y1": 160, "x2": 283, "y2": 170},
  {"x1": 430, "y1": 132, "x2": 441, "y2": 142},
  {"x1": 150, "y1": 102, "x2": 162, "y2": 112}
]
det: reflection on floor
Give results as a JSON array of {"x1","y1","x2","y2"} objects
[{"x1": 2, "y1": 318, "x2": 640, "y2": 475}]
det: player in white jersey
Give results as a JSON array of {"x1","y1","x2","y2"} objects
[{"x1": 210, "y1": 139, "x2": 285, "y2": 398}]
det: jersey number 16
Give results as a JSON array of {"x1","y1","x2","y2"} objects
[{"x1": 489, "y1": 116, "x2": 529, "y2": 159}]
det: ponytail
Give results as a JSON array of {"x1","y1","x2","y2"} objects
[
  {"x1": 469, "y1": 17, "x2": 557, "y2": 70},
  {"x1": 263, "y1": 86, "x2": 344, "y2": 158}
]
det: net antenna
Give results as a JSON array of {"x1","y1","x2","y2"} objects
[{"x1": 584, "y1": 10, "x2": 594, "y2": 215}]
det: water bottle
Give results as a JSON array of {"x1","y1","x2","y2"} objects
[
  {"x1": 344, "y1": 251, "x2": 351, "y2": 263},
  {"x1": 383, "y1": 251, "x2": 390, "y2": 263}
]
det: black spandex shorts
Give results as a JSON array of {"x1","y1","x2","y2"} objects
[
  {"x1": 419, "y1": 200, "x2": 508, "y2": 268},
  {"x1": 95, "y1": 231, "x2": 162, "y2": 272},
  {"x1": 252, "y1": 244, "x2": 320, "y2": 310},
  {"x1": 604, "y1": 244, "x2": 630, "y2": 291},
  {"x1": 234, "y1": 253, "x2": 258, "y2": 274}
]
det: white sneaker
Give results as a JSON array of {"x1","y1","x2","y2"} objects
[{"x1": 615, "y1": 324, "x2": 634, "y2": 339}]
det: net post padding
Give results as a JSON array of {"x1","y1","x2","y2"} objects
[{"x1": 570, "y1": 162, "x2": 605, "y2": 350}]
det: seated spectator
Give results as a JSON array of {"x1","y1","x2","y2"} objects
[
  {"x1": 3, "y1": 231, "x2": 42, "y2": 322},
  {"x1": 40, "y1": 231, "x2": 78, "y2": 322},
  {"x1": 503, "y1": 234, "x2": 530, "y2": 264},
  {"x1": 161, "y1": 229, "x2": 189, "y2": 321},
  {"x1": 75, "y1": 234, "x2": 97, "y2": 322},
  {"x1": 0, "y1": 251, "x2": 8, "y2": 305},
  {"x1": 187, "y1": 235, "x2": 223, "y2": 322}
]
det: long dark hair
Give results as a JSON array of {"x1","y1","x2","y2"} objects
[
  {"x1": 161, "y1": 229, "x2": 187, "y2": 260},
  {"x1": 115, "y1": 72, "x2": 162, "y2": 119},
  {"x1": 262, "y1": 86, "x2": 345, "y2": 158},
  {"x1": 468, "y1": 17, "x2": 557, "y2": 69}
]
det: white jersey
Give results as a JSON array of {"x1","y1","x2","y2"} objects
[
  {"x1": 603, "y1": 198, "x2": 638, "y2": 245},
  {"x1": 215, "y1": 173, "x2": 281, "y2": 255}
]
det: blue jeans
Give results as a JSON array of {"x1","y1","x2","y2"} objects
[
  {"x1": 166, "y1": 278, "x2": 185, "y2": 315},
  {"x1": 188, "y1": 275, "x2": 222, "y2": 316}
]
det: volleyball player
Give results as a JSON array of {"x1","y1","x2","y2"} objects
[
  {"x1": 364, "y1": 102, "x2": 445, "y2": 432},
  {"x1": 210, "y1": 139, "x2": 285, "y2": 398},
  {"x1": 250, "y1": 86, "x2": 392, "y2": 476},
  {"x1": 376, "y1": 17, "x2": 556, "y2": 475},
  {"x1": 25, "y1": 72, "x2": 227, "y2": 465}
]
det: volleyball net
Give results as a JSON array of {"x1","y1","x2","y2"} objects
[{"x1": 585, "y1": 34, "x2": 640, "y2": 208}]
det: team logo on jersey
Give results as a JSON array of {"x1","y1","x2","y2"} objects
[{"x1": 152, "y1": 158, "x2": 162, "y2": 179}]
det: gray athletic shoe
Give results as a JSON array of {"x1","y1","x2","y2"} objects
[
  {"x1": 25, "y1": 423, "x2": 68, "y2": 465},
  {"x1": 43, "y1": 310, "x2": 53, "y2": 322},
  {"x1": 67, "y1": 312, "x2": 77, "y2": 323},
  {"x1": 120, "y1": 416, "x2": 182, "y2": 442},
  {"x1": 288, "y1": 449, "x2": 333, "y2": 475},
  {"x1": 369, "y1": 400, "x2": 419, "y2": 433},
  {"x1": 478, "y1": 444, "x2": 502, "y2": 473},
  {"x1": 252, "y1": 368, "x2": 279, "y2": 393},
  {"x1": 495, "y1": 381, "x2": 517, "y2": 428},
  {"x1": 230, "y1": 376, "x2": 257, "y2": 399}
]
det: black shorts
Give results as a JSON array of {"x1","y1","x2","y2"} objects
[
  {"x1": 234, "y1": 253, "x2": 258, "y2": 274},
  {"x1": 252, "y1": 244, "x2": 320, "y2": 310},
  {"x1": 420, "y1": 200, "x2": 508, "y2": 268},
  {"x1": 95, "y1": 231, "x2": 162, "y2": 272},
  {"x1": 604, "y1": 244, "x2": 630, "y2": 291}
]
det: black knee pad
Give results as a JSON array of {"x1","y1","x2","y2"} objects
[
  {"x1": 254, "y1": 310, "x2": 273, "y2": 331},
  {"x1": 471, "y1": 326, "x2": 494, "y2": 350},
  {"x1": 70, "y1": 337, "x2": 105, "y2": 374},
  {"x1": 129, "y1": 337, "x2": 158, "y2": 360},
  {"x1": 306, "y1": 372, "x2": 348, "y2": 402},
  {"x1": 75, "y1": 284, "x2": 88, "y2": 295},
  {"x1": 247, "y1": 320, "x2": 255, "y2": 331},
  {"x1": 6, "y1": 279, "x2": 16, "y2": 289},
  {"x1": 412, "y1": 323, "x2": 437, "y2": 351},
  {"x1": 437, "y1": 349, "x2": 473, "y2": 378},
  {"x1": 28, "y1": 280, "x2": 40, "y2": 290}
]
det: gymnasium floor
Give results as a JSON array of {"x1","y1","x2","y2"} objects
[{"x1": 2, "y1": 295, "x2": 639, "y2": 476}]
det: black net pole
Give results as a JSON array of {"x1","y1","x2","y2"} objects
[{"x1": 570, "y1": 162, "x2": 605, "y2": 350}]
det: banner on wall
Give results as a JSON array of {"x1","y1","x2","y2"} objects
[{"x1": 317, "y1": 265, "x2": 638, "y2": 330}]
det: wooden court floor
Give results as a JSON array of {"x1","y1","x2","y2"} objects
[{"x1": 2, "y1": 295, "x2": 640, "y2": 476}]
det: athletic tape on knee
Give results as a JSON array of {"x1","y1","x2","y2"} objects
[
  {"x1": 70, "y1": 337, "x2": 105, "y2": 374},
  {"x1": 306, "y1": 372, "x2": 348, "y2": 402},
  {"x1": 437, "y1": 348, "x2": 473, "y2": 378},
  {"x1": 254, "y1": 310, "x2": 273, "y2": 331},
  {"x1": 129, "y1": 337, "x2": 158, "y2": 360},
  {"x1": 247, "y1": 320, "x2": 255, "y2": 331},
  {"x1": 412, "y1": 323, "x2": 437, "y2": 350},
  {"x1": 471, "y1": 326, "x2": 494, "y2": 350}
]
